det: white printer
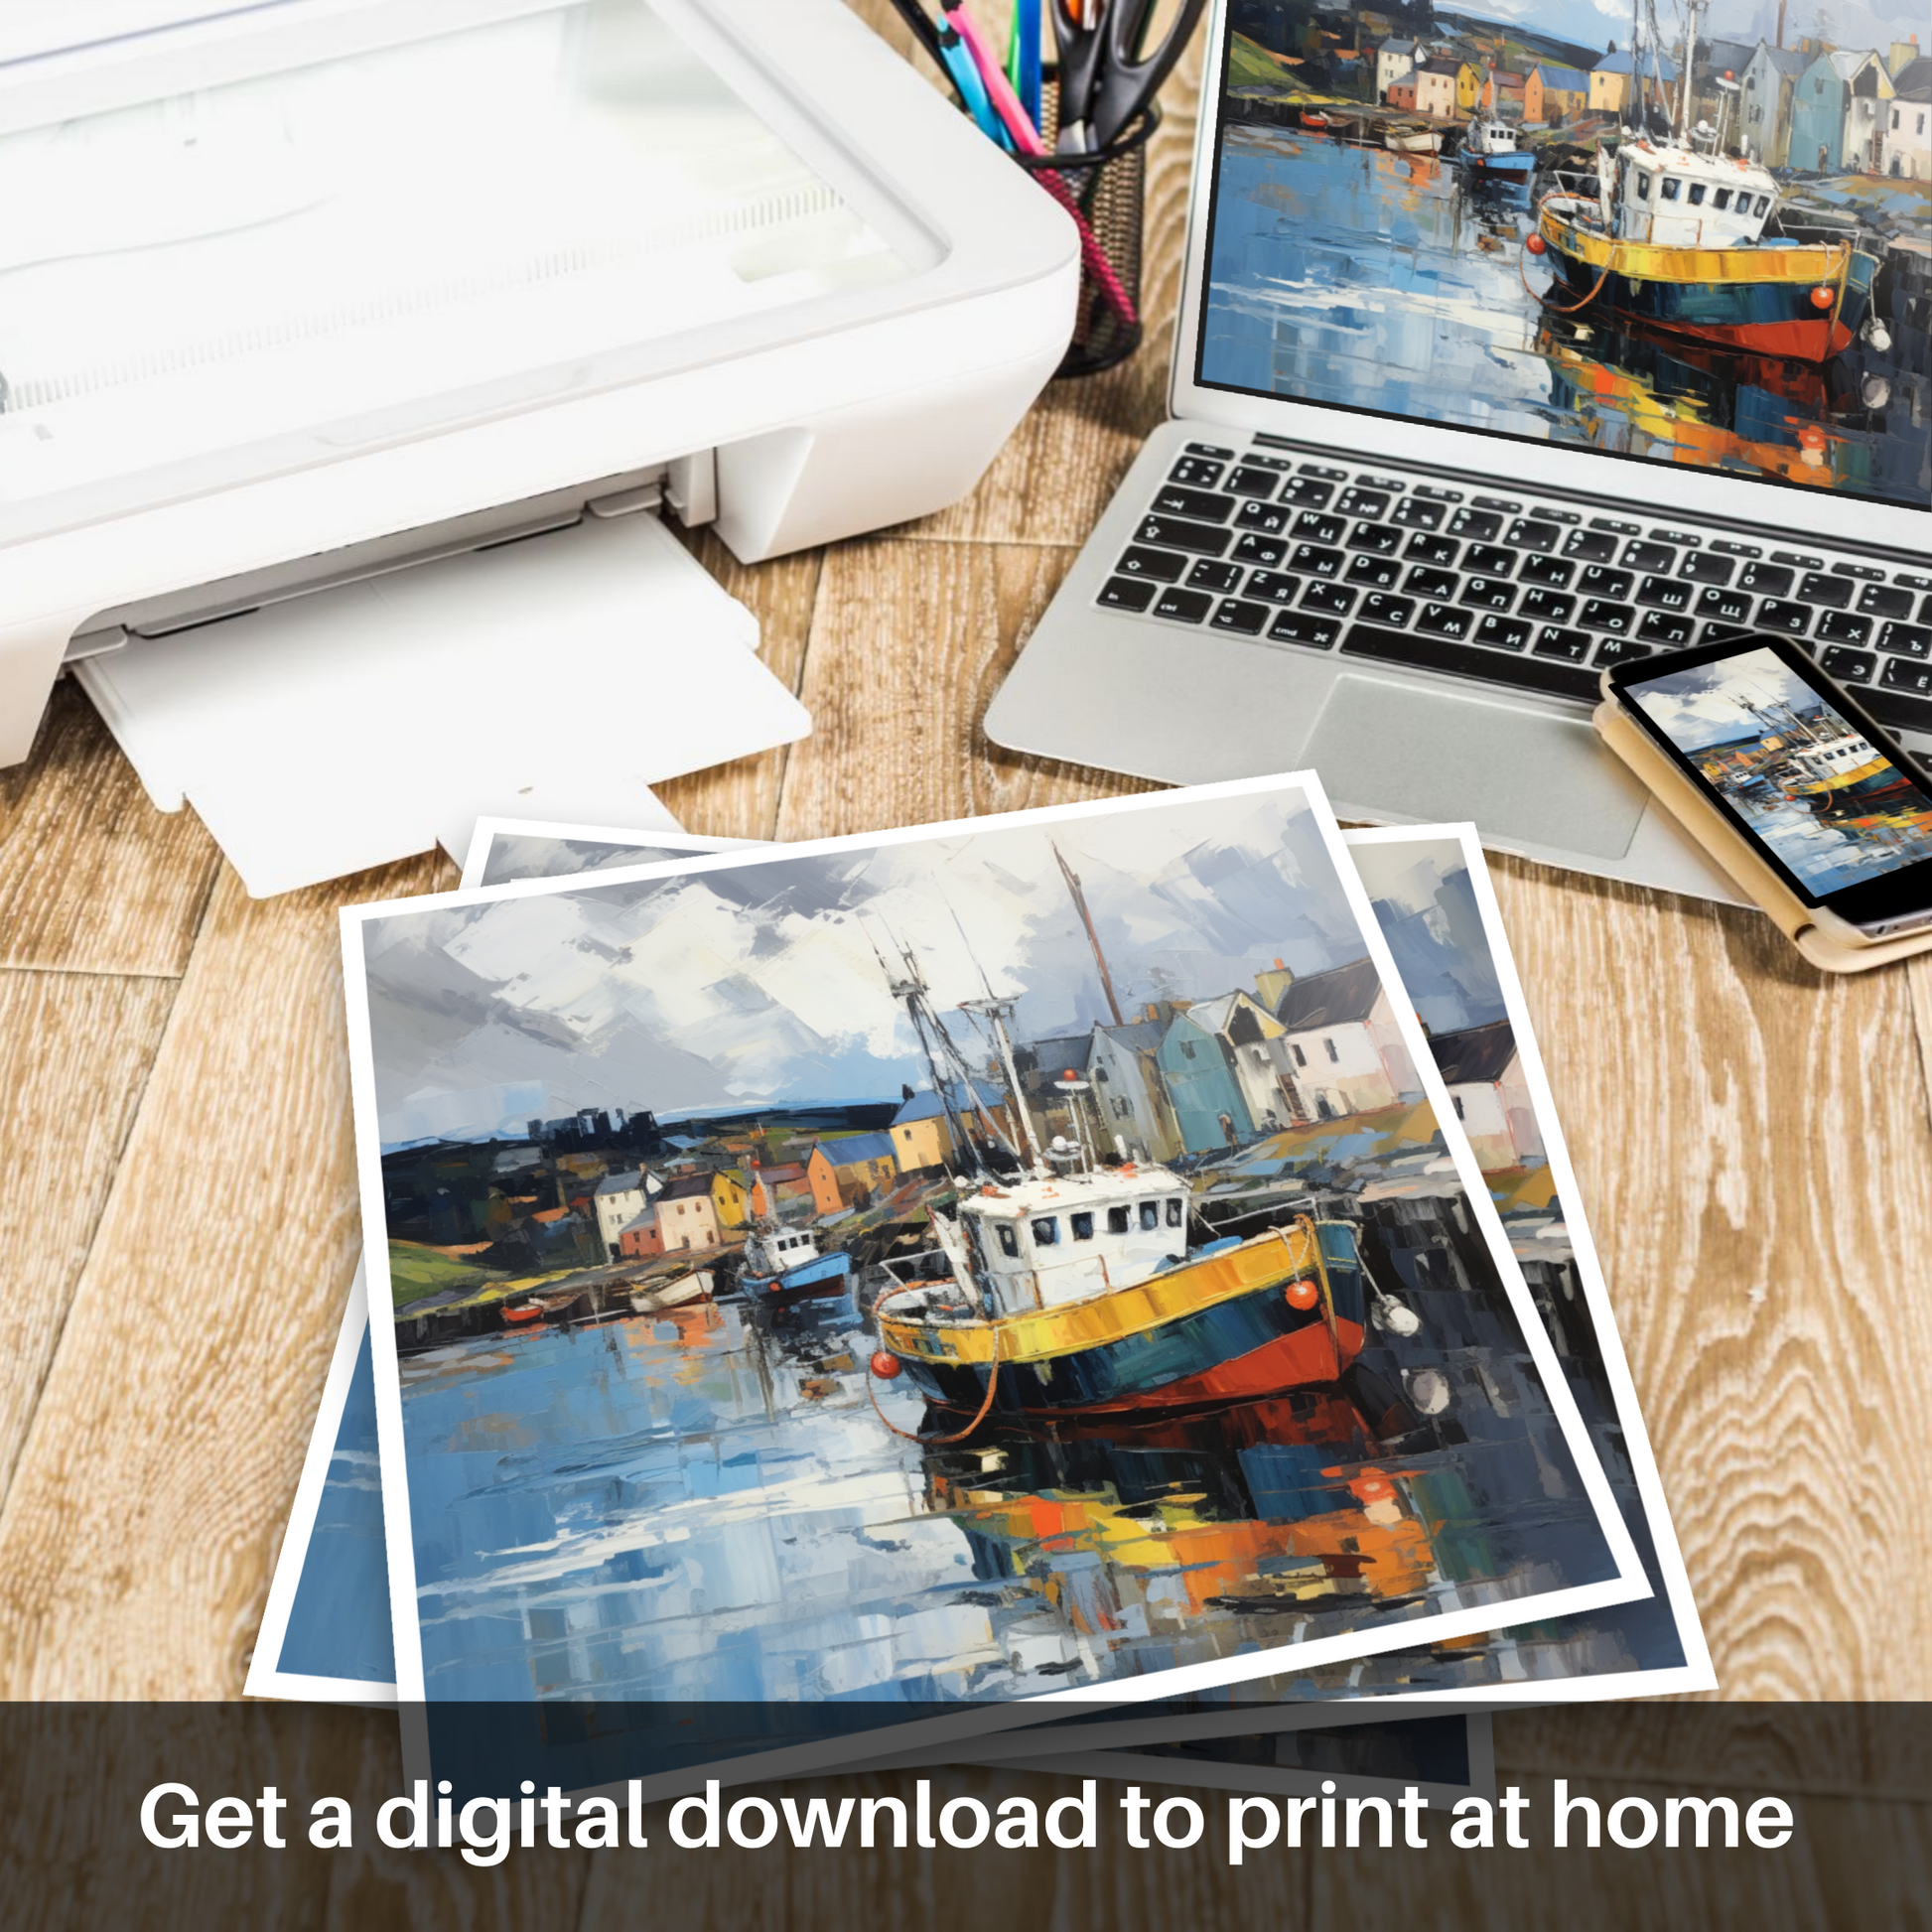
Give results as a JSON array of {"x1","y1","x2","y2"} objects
[{"x1": 0, "y1": 0, "x2": 1077, "y2": 890}]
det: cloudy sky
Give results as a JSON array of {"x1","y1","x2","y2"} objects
[
  {"x1": 1625, "y1": 645, "x2": 1836, "y2": 751},
  {"x1": 1443, "y1": 0, "x2": 1920, "y2": 61},
  {"x1": 361, "y1": 788, "x2": 1378, "y2": 1146},
  {"x1": 1350, "y1": 837, "x2": 1509, "y2": 1039}
]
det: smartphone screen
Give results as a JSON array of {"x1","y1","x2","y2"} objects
[{"x1": 1610, "y1": 635, "x2": 1932, "y2": 934}]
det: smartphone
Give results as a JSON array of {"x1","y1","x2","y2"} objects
[{"x1": 1604, "y1": 632, "x2": 1932, "y2": 944}]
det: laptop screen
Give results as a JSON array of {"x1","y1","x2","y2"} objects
[{"x1": 1192, "y1": 7, "x2": 1930, "y2": 513}]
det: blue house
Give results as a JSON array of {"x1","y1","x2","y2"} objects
[
  {"x1": 1790, "y1": 50, "x2": 1887, "y2": 172},
  {"x1": 1155, "y1": 1009, "x2": 1253, "y2": 1155}
]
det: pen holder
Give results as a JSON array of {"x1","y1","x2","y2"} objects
[{"x1": 1017, "y1": 96, "x2": 1160, "y2": 379}]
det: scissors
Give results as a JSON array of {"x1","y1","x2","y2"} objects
[{"x1": 1050, "y1": 0, "x2": 1206, "y2": 152}]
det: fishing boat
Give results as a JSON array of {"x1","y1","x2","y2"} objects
[
  {"x1": 628, "y1": 1268, "x2": 713, "y2": 1314},
  {"x1": 1385, "y1": 124, "x2": 1443, "y2": 155},
  {"x1": 739, "y1": 1217, "x2": 853, "y2": 1305},
  {"x1": 1769, "y1": 722, "x2": 1918, "y2": 813},
  {"x1": 1457, "y1": 113, "x2": 1535, "y2": 179}
]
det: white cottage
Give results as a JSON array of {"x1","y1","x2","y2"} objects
[
  {"x1": 1271, "y1": 959, "x2": 1421, "y2": 1121},
  {"x1": 1433, "y1": 1021, "x2": 1544, "y2": 1172}
]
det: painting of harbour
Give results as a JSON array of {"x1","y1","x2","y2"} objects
[
  {"x1": 1625, "y1": 641, "x2": 1932, "y2": 888},
  {"x1": 358, "y1": 789, "x2": 1629, "y2": 1763},
  {"x1": 1203, "y1": 0, "x2": 1931, "y2": 505}
]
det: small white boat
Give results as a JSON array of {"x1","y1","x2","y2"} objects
[
  {"x1": 1385, "y1": 126, "x2": 1443, "y2": 155},
  {"x1": 629, "y1": 1269, "x2": 712, "y2": 1313}
]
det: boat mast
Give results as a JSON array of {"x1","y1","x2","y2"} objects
[
  {"x1": 960, "y1": 996, "x2": 1044, "y2": 1172},
  {"x1": 1052, "y1": 841, "x2": 1126, "y2": 1028},
  {"x1": 1675, "y1": 0, "x2": 1699, "y2": 143}
]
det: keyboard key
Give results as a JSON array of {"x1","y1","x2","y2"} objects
[
  {"x1": 1581, "y1": 599, "x2": 1635, "y2": 634},
  {"x1": 1461, "y1": 578, "x2": 1516, "y2": 612},
  {"x1": 1448, "y1": 507, "x2": 1502, "y2": 541},
  {"x1": 1137, "y1": 514, "x2": 1231, "y2": 557},
  {"x1": 1857, "y1": 583, "x2": 1913, "y2": 620},
  {"x1": 1097, "y1": 576, "x2": 1156, "y2": 612},
  {"x1": 1116, "y1": 546, "x2": 1188, "y2": 582},
  {"x1": 1405, "y1": 566, "x2": 1457, "y2": 601},
  {"x1": 1771, "y1": 549, "x2": 1822, "y2": 570},
  {"x1": 1224, "y1": 465, "x2": 1283, "y2": 498},
  {"x1": 1334, "y1": 486, "x2": 1391, "y2": 519},
  {"x1": 1474, "y1": 614, "x2": 1532, "y2": 651},
  {"x1": 1533, "y1": 626, "x2": 1592, "y2": 661},
  {"x1": 1153, "y1": 484, "x2": 1236, "y2": 521},
  {"x1": 1405, "y1": 532, "x2": 1460, "y2": 568},
  {"x1": 1292, "y1": 511, "x2": 1347, "y2": 544},
  {"x1": 1391, "y1": 497, "x2": 1446, "y2": 531},
  {"x1": 1879, "y1": 621, "x2": 1932, "y2": 659},
  {"x1": 1298, "y1": 463, "x2": 1348, "y2": 480},
  {"x1": 1711, "y1": 539, "x2": 1762, "y2": 558},
  {"x1": 1636, "y1": 576, "x2": 1693, "y2": 613},
  {"x1": 1756, "y1": 599, "x2": 1811, "y2": 636},
  {"x1": 1302, "y1": 582, "x2": 1357, "y2": 617},
  {"x1": 1881, "y1": 656, "x2": 1932, "y2": 698},
  {"x1": 1280, "y1": 477, "x2": 1335, "y2": 507},
  {"x1": 1472, "y1": 494, "x2": 1521, "y2": 514},
  {"x1": 1184, "y1": 441, "x2": 1235, "y2": 459},
  {"x1": 1268, "y1": 611, "x2": 1341, "y2": 648},
  {"x1": 1233, "y1": 532, "x2": 1287, "y2": 567},
  {"x1": 1345, "y1": 554, "x2": 1402, "y2": 590},
  {"x1": 1519, "y1": 588, "x2": 1576, "y2": 624},
  {"x1": 1624, "y1": 540, "x2": 1677, "y2": 574},
  {"x1": 1637, "y1": 610, "x2": 1695, "y2": 645},
  {"x1": 1186, "y1": 559, "x2": 1245, "y2": 593},
  {"x1": 1901, "y1": 573, "x2": 1932, "y2": 592},
  {"x1": 1922, "y1": 594, "x2": 1932, "y2": 623},
  {"x1": 1816, "y1": 611, "x2": 1871, "y2": 646},
  {"x1": 1417, "y1": 602, "x2": 1474, "y2": 639},
  {"x1": 1680, "y1": 553, "x2": 1734, "y2": 586},
  {"x1": 1244, "y1": 454, "x2": 1295, "y2": 472},
  {"x1": 1820, "y1": 646, "x2": 1876, "y2": 683},
  {"x1": 1151, "y1": 586, "x2": 1213, "y2": 623},
  {"x1": 1519, "y1": 554, "x2": 1576, "y2": 589},
  {"x1": 1798, "y1": 572, "x2": 1852, "y2": 611},
  {"x1": 1696, "y1": 585, "x2": 1753, "y2": 624},
  {"x1": 1290, "y1": 543, "x2": 1344, "y2": 578},
  {"x1": 1579, "y1": 566, "x2": 1633, "y2": 601},
  {"x1": 1359, "y1": 593, "x2": 1416, "y2": 627},
  {"x1": 1506, "y1": 518, "x2": 1561, "y2": 552},
  {"x1": 1169, "y1": 457, "x2": 1225, "y2": 487},
  {"x1": 1235, "y1": 499, "x2": 1292, "y2": 535},
  {"x1": 1868, "y1": 688, "x2": 1932, "y2": 736},
  {"x1": 1244, "y1": 570, "x2": 1302, "y2": 605},
  {"x1": 1738, "y1": 561, "x2": 1793, "y2": 597},
  {"x1": 1563, "y1": 529, "x2": 1620, "y2": 563},
  {"x1": 1347, "y1": 521, "x2": 1404, "y2": 555},
  {"x1": 1212, "y1": 599, "x2": 1271, "y2": 635},
  {"x1": 1341, "y1": 623, "x2": 1599, "y2": 700},
  {"x1": 1593, "y1": 637, "x2": 1652, "y2": 667},
  {"x1": 1464, "y1": 542, "x2": 1516, "y2": 578}
]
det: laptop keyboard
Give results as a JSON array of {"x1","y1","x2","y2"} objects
[{"x1": 1097, "y1": 442, "x2": 1932, "y2": 736}]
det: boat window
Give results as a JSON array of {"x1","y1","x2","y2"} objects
[
  {"x1": 1165, "y1": 1198, "x2": 1183, "y2": 1228},
  {"x1": 1660, "y1": 177, "x2": 1681, "y2": 200},
  {"x1": 1712, "y1": 187, "x2": 1732, "y2": 210},
  {"x1": 1754, "y1": 194, "x2": 1770, "y2": 213},
  {"x1": 1070, "y1": 1211, "x2": 1095, "y2": 1241},
  {"x1": 1107, "y1": 1206, "x2": 1131, "y2": 1235},
  {"x1": 1687, "y1": 182, "x2": 1706, "y2": 205},
  {"x1": 1032, "y1": 1217, "x2": 1059, "y2": 1246},
  {"x1": 996, "y1": 1223, "x2": 1019, "y2": 1258},
  {"x1": 1634, "y1": 171, "x2": 1650, "y2": 199},
  {"x1": 1140, "y1": 1201, "x2": 1160, "y2": 1231}
]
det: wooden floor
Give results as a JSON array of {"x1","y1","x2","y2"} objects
[{"x1": 2, "y1": 8, "x2": 1928, "y2": 1925}]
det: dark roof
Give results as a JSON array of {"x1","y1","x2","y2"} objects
[
  {"x1": 1098, "y1": 1018, "x2": 1169, "y2": 1054},
  {"x1": 659, "y1": 1172, "x2": 720, "y2": 1201},
  {"x1": 1021, "y1": 1033, "x2": 1096, "y2": 1078},
  {"x1": 1893, "y1": 56, "x2": 1932, "y2": 93},
  {"x1": 1432, "y1": 1020, "x2": 1520, "y2": 1087},
  {"x1": 1273, "y1": 958, "x2": 1385, "y2": 1032},
  {"x1": 1750, "y1": 43, "x2": 1808, "y2": 76},
  {"x1": 593, "y1": 1170, "x2": 643, "y2": 1196},
  {"x1": 749, "y1": 1163, "x2": 808, "y2": 1184},
  {"x1": 815, "y1": 1132, "x2": 897, "y2": 1168}
]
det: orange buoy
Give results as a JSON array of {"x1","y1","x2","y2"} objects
[
  {"x1": 1810, "y1": 284, "x2": 1835, "y2": 310},
  {"x1": 1526, "y1": 232, "x2": 1547, "y2": 255},
  {"x1": 1351, "y1": 1469, "x2": 1397, "y2": 1505},
  {"x1": 870, "y1": 1350, "x2": 901, "y2": 1379},
  {"x1": 1286, "y1": 1278, "x2": 1320, "y2": 1311}
]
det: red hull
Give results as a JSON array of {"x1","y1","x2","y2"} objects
[{"x1": 1663, "y1": 316, "x2": 1854, "y2": 359}]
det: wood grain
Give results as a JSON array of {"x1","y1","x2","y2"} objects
[
  {"x1": 0, "y1": 970, "x2": 180, "y2": 1508},
  {"x1": 0, "y1": 681, "x2": 220, "y2": 977},
  {"x1": 775, "y1": 539, "x2": 1156, "y2": 843},
  {"x1": 0, "y1": 854, "x2": 449, "y2": 1698}
]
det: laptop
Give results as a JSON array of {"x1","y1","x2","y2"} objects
[{"x1": 985, "y1": 1, "x2": 1931, "y2": 901}]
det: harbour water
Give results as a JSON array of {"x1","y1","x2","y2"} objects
[{"x1": 1199, "y1": 123, "x2": 1928, "y2": 505}]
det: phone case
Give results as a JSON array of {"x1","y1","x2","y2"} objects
[{"x1": 1592, "y1": 699, "x2": 1932, "y2": 975}]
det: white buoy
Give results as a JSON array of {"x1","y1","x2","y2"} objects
[
  {"x1": 1406, "y1": 1367, "x2": 1451, "y2": 1416},
  {"x1": 1863, "y1": 316, "x2": 1893, "y2": 353},
  {"x1": 1863, "y1": 373, "x2": 1891, "y2": 410}
]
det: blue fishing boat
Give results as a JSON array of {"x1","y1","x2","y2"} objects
[
  {"x1": 1457, "y1": 114, "x2": 1535, "y2": 179},
  {"x1": 738, "y1": 1219, "x2": 854, "y2": 1304}
]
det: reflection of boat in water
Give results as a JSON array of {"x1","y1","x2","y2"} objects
[
  {"x1": 740, "y1": 1214, "x2": 853, "y2": 1305},
  {"x1": 502, "y1": 1302, "x2": 545, "y2": 1326},
  {"x1": 1458, "y1": 114, "x2": 1535, "y2": 179}
]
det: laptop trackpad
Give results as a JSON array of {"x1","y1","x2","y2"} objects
[{"x1": 1304, "y1": 675, "x2": 1649, "y2": 860}]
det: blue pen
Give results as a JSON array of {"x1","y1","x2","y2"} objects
[
  {"x1": 1013, "y1": 0, "x2": 1042, "y2": 130},
  {"x1": 937, "y1": 19, "x2": 1010, "y2": 147}
]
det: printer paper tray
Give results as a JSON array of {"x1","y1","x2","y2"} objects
[{"x1": 75, "y1": 512, "x2": 808, "y2": 897}]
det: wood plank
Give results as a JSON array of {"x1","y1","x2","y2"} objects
[
  {"x1": 0, "y1": 970, "x2": 179, "y2": 1508},
  {"x1": 0, "y1": 853, "x2": 450, "y2": 1698},
  {"x1": 1483, "y1": 853, "x2": 1932, "y2": 1700},
  {"x1": 0, "y1": 680, "x2": 220, "y2": 977},
  {"x1": 773, "y1": 539, "x2": 1158, "y2": 843}
]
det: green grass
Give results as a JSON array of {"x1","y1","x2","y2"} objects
[
  {"x1": 1228, "y1": 32, "x2": 1294, "y2": 90},
  {"x1": 387, "y1": 1240, "x2": 506, "y2": 1310}
]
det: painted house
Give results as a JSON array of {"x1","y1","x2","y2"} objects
[
  {"x1": 1087, "y1": 1016, "x2": 1185, "y2": 1164},
  {"x1": 654, "y1": 1172, "x2": 723, "y2": 1251},
  {"x1": 1740, "y1": 42, "x2": 1808, "y2": 165},
  {"x1": 1433, "y1": 1021, "x2": 1545, "y2": 1172},
  {"x1": 618, "y1": 1207, "x2": 665, "y2": 1260},
  {"x1": 1271, "y1": 958, "x2": 1419, "y2": 1121},
  {"x1": 1481, "y1": 69, "x2": 1529, "y2": 117},
  {"x1": 747, "y1": 1162, "x2": 811, "y2": 1217},
  {"x1": 1375, "y1": 36, "x2": 1415, "y2": 98},
  {"x1": 592, "y1": 1169, "x2": 649, "y2": 1257},
  {"x1": 1588, "y1": 46, "x2": 1678, "y2": 116},
  {"x1": 710, "y1": 1169, "x2": 749, "y2": 1229},
  {"x1": 1531, "y1": 63, "x2": 1588, "y2": 122},
  {"x1": 1156, "y1": 1008, "x2": 1255, "y2": 1154},
  {"x1": 1883, "y1": 75, "x2": 1930, "y2": 177},
  {"x1": 1183, "y1": 990, "x2": 1305, "y2": 1137},
  {"x1": 1455, "y1": 60, "x2": 1484, "y2": 112},
  {"x1": 889, "y1": 1082, "x2": 1011, "y2": 1173},
  {"x1": 1387, "y1": 74, "x2": 1419, "y2": 111},
  {"x1": 1791, "y1": 50, "x2": 1890, "y2": 172},
  {"x1": 806, "y1": 1133, "x2": 898, "y2": 1216},
  {"x1": 1415, "y1": 57, "x2": 1459, "y2": 119}
]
